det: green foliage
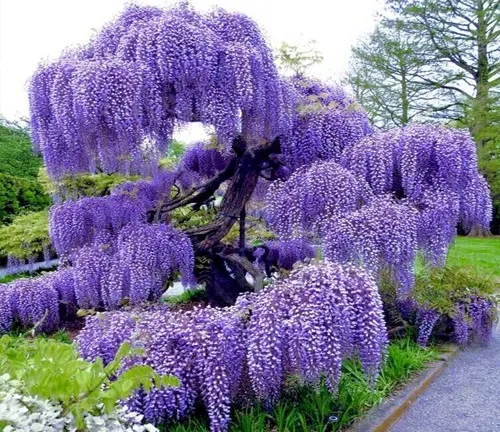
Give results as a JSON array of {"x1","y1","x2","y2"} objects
[
  {"x1": 412, "y1": 264, "x2": 499, "y2": 316},
  {"x1": 223, "y1": 215, "x2": 276, "y2": 246},
  {"x1": 0, "y1": 210, "x2": 50, "y2": 259},
  {"x1": 38, "y1": 168, "x2": 140, "y2": 198},
  {"x1": 345, "y1": 18, "x2": 448, "y2": 128},
  {"x1": 0, "y1": 173, "x2": 50, "y2": 225},
  {"x1": 170, "y1": 205, "x2": 218, "y2": 230},
  {"x1": 160, "y1": 139, "x2": 186, "y2": 169},
  {"x1": 0, "y1": 124, "x2": 43, "y2": 180},
  {"x1": 0, "y1": 335, "x2": 178, "y2": 429},
  {"x1": 162, "y1": 338, "x2": 438, "y2": 431},
  {"x1": 276, "y1": 40, "x2": 323, "y2": 77},
  {"x1": 163, "y1": 287, "x2": 206, "y2": 305}
]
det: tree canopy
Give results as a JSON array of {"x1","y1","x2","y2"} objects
[{"x1": 0, "y1": 4, "x2": 492, "y2": 430}]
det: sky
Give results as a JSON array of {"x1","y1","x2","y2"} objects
[{"x1": 0, "y1": 0, "x2": 383, "y2": 140}]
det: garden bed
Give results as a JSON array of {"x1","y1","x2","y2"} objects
[{"x1": 160, "y1": 337, "x2": 440, "y2": 432}]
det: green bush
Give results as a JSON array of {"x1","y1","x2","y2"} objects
[
  {"x1": 0, "y1": 210, "x2": 50, "y2": 260},
  {"x1": 413, "y1": 264, "x2": 499, "y2": 316},
  {"x1": 0, "y1": 334, "x2": 178, "y2": 430},
  {"x1": 38, "y1": 168, "x2": 140, "y2": 198},
  {"x1": 0, "y1": 124, "x2": 43, "y2": 180},
  {"x1": 0, "y1": 173, "x2": 50, "y2": 225}
]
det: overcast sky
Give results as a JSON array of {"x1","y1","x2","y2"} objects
[{"x1": 0, "y1": 0, "x2": 383, "y2": 128}]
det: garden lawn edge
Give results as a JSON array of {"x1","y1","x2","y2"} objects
[{"x1": 348, "y1": 344, "x2": 459, "y2": 432}]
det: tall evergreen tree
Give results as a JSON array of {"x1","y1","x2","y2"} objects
[{"x1": 389, "y1": 0, "x2": 500, "y2": 145}]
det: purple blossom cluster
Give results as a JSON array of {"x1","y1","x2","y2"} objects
[
  {"x1": 281, "y1": 77, "x2": 373, "y2": 170},
  {"x1": 76, "y1": 261, "x2": 388, "y2": 431},
  {"x1": 247, "y1": 262, "x2": 387, "y2": 400},
  {"x1": 398, "y1": 296, "x2": 495, "y2": 347},
  {"x1": 253, "y1": 239, "x2": 316, "y2": 271},
  {"x1": 415, "y1": 308, "x2": 441, "y2": 346},
  {"x1": 451, "y1": 305, "x2": 470, "y2": 345},
  {"x1": 176, "y1": 142, "x2": 230, "y2": 190},
  {"x1": 265, "y1": 160, "x2": 370, "y2": 238},
  {"x1": 0, "y1": 270, "x2": 78, "y2": 334},
  {"x1": 49, "y1": 169, "x2": 178, "y2": 256},
  {"x1": 468, "y1": 296, "x2": 493, "y2": 343},
  {"x1": 49, "y1": 194, "x2": 148, "y2": 257},
  {"x1": 342, "y1": 124, "x2": 492, "y2": 264},
  {"x1": 324, "y1": 197, "x2": 419, "y2": 296},
  {"x1": 79, "y1": 306, "x2": 246, "y2": 431},
  {"x1": 29, "y1": 3, "x2": 293, "y2": 178},
  {"x1": 71, "y1": 222, "x2": 195, "y2": 310}
]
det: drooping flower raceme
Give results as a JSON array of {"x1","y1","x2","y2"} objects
[
  {"x1": 71, "y1": 222, "x2": 195, "y2": 310},
  {"x1": 323, "y1": 196, "x2": 419, "y2": 296},
  {"x1": 265, "y1": 160, "x2": 370, "y2": 238},
  {"x1": 77, "y1": 261, "x2": 388, "y2": 431},
  {"x1": 281, "y1": 77, "x2": 373, "y2": 170},
  {"x1": 29, "y1": 3, "x2": 293, "y2": 178},
  {"x1": 342, "y1": 124, "x2": 492, "y2": 264},
  {"x1": 0, "y1": 275, "x2": 60, "y2": 334},
  {"x1": 176, "y1": 142, "x2": 231, "y2": 190}
]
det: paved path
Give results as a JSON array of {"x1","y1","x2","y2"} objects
[
  {"x1": 391, "y1": 325, "x2": 500, "y2": 432},
  {"x1": 0, "y1": 259, "x2": 59, "y2": 279}
]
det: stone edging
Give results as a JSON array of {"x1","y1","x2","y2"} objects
[{"x1": 348, "y1": 344, "x2": 460, "y2": 432}]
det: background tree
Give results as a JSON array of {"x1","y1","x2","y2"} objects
[
  {"x1": 276, "y1": 40, "x2": 324, "y2": 77},
  {"x1": 388, "y1": 0, "x2": 500, "y2": 145},
  {"x1": 0, "y1": 121, "x2": 49, "y2": 225},
  {"x1": 345, "y1": 18, "x2": 461, "y2": 127}
]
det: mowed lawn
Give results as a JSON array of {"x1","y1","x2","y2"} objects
[{"x1": 446, "y1": 236, "x2": 500, "y2": 279}]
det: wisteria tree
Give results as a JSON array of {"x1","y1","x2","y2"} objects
[
  {"x1": 0, "y1": 4, "x2": 492, "y2": 430},
  {"x1": 25, "y1": 3, "x2": 491, "y2": 309}
]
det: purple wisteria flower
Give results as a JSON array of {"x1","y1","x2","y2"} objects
[
  {"x1": 29, "y1": 3, "x2": 293, "y2": 178},
  {"x1": 77, "y1": 261, "x2": 388, "y2": 431}
]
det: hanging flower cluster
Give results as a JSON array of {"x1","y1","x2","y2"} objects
[
  {"x1": 281, "y1": 77, "x2": 373, "y2": 170},
  {"x1": 397, "y1": 296, "x2": 495, "y2": 347},
  {"x1": 29, "y1": 3, "x2": 293, "y2": 179},
  {"x1": 49, "y1": 195, "x2": 148, "y2": 257},
  {"x1": 265, "y1": 160, "x2": 370, "y2": 238},
  {"x1": 176, "y1": 142, "x2": 231, "y2": 190},
  {"x1": 49, "y1": 169, "x2": 177, "y2": 257},
  {"x1": 323, "y1": 197, "x2": 419, "y2": 296},
  {"x1": 342, "y1": 124, "x2": 492, "y2": 264},
  {"x1": 253, "y1": 238, "x2": 316, "y2": 271},
  {"x1": 72, "y1": 222, "x2": 195, "y2": 310},
  {"x1": 0, "y1": 270, "x2": 77, "y2": 334},
  {"x1": 77, "y1": 261, "x2": 387, "y2": 432}
]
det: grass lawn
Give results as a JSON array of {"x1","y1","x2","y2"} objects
[{"x1": 446, "y1": 236, "x2": 500, "y2": 279}]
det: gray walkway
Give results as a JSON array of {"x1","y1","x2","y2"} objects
[
  {"x1": 391, "y1": 325, "x2": 500, "y2": 432},
  {"x1": 0, "y1": 259, "x2": 59, "y2": 278}
]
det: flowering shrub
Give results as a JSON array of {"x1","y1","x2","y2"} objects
[
  {"x1": 77, "y1": 261, "x2": 388, "y2": 432},
  {"x1": 0, "y1": 376, "x2": 158, "y2": 432},
  {"x1": 0, "y1": 335, "x2": 177, "y2": 431},
  {"x1": 395, "y1": 265, "x2": 498, "y2": 346}
]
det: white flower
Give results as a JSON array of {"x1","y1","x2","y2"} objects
[{"x1": 0, "y1": 377, "x2": 158, "y2": 432}]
